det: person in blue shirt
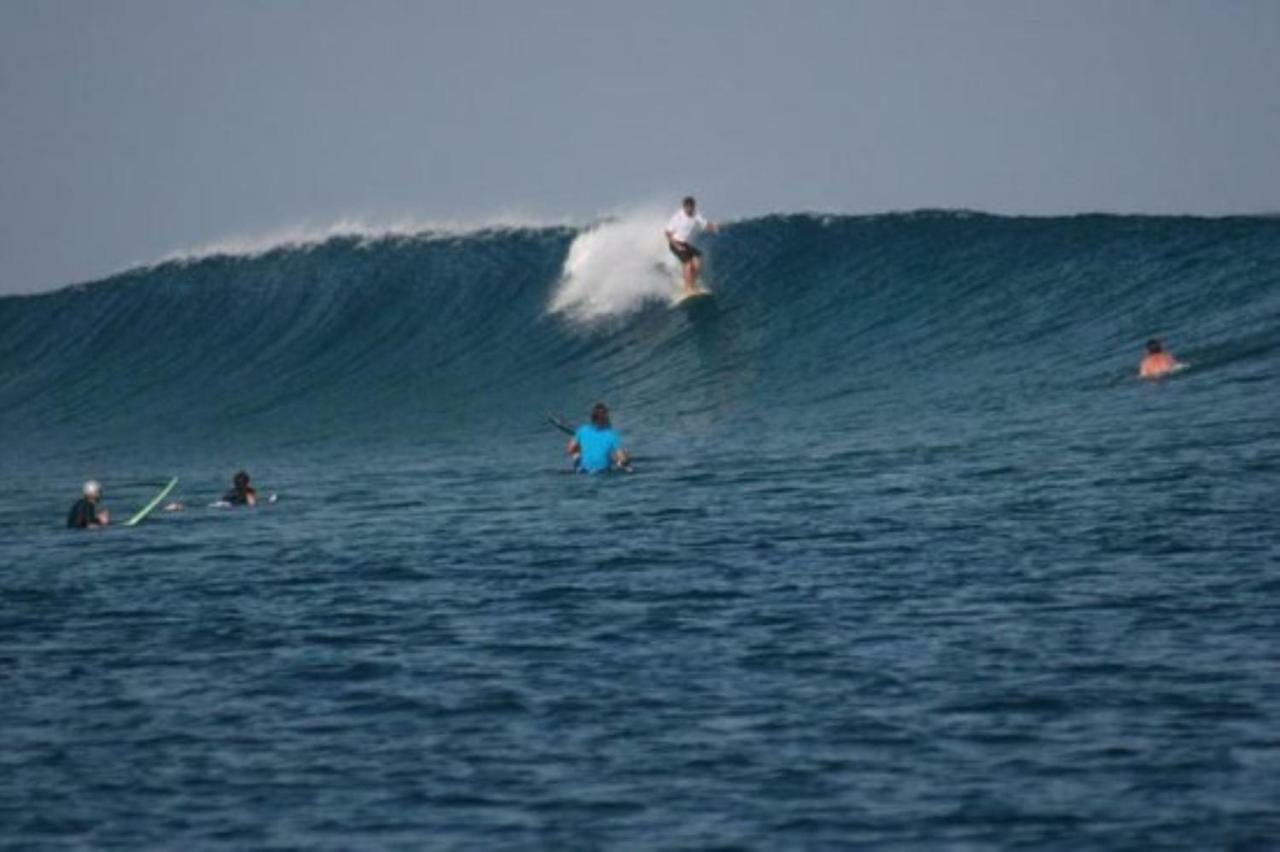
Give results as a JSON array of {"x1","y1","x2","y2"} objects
[{"x1": 567, "y1": 402, "x2": 632, "y2": 473}]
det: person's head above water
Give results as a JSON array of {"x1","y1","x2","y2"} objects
[
  {"x1": 590, "y1": 402, "x2": 611, "y2": 428},
  {"x1": 82, "y1": 480, "x2": 101, "y2": 500},
  {"x1": 1139, "y1": 337, "x2": 1180, "y2": 378},
  {"x1": 233, "y1": 470, "x2": 251, "y2": 491},
  {"x1": 682, "y1": 196, "x2": 696, "y2": 214}
]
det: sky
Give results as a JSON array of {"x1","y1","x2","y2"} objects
[{"x1": 1, "y1": 0, "x2": 1278, "y2": 294}]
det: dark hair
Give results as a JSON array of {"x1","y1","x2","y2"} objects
[
  {"x1": 590, "y1": 402, "x2": 610, "y2": 427},
  {"x1": 233, "y1": 470, "x2": 251, "y2": 490},
  {"x1": 1146, "y1": 339, "x2": 1163, "y2": 354},
  {"x1": 682, "y1": 196, "x2": 696, "y2": 208}
]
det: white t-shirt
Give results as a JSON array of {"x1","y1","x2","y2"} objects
[{"x1": 666, "y1": 209, "x2": 707, "y2": 244}]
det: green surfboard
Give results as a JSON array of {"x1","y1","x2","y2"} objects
[{"x1": 124, "y1": 477, "x2": 178, "y2": 527}]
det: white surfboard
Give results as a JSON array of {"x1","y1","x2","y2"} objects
[{"x1": 671, "y1": 288, "x2": 713, "y2": 307}]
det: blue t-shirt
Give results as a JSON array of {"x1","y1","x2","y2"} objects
[{"x1": 574, "y1": 424, "x2": 621, "y2": 473}]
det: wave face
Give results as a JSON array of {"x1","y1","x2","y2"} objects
[{"x1": 1, "y1": 212, "x2": 1278, "y2": 463}]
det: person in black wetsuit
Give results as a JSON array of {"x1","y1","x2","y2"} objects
[
  {"x1": 67, "y1": 480, "x2": 109, "y2": 528},
  {"x1": 222, "y1": 470, "x2": 258, "y2": 507}
]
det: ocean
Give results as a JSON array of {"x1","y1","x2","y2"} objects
[{"x1": 2, "y1": 211, "x2": 1278, "y2": 849}]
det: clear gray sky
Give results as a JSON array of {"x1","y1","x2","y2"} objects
[{"x1": 2, "y1": 0, "x2": 1278, "y2": 294}]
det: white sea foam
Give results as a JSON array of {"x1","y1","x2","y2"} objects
[{"x1": 550, "y1": 209, "x2": 680, "y2": 322}]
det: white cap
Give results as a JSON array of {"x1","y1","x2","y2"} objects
[{"x1": 83, "y1": 480, "x2": 101, "y2": 498}]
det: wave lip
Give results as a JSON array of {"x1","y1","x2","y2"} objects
[{"x1": 143, "y1": 212, "x2": 575, "y2": 274}]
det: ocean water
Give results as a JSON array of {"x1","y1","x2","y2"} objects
[{"x1": 2, "y1": 212, "x2": 1278, "y2": 849}]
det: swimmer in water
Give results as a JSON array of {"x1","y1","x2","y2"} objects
[
  {"x1": 567, "y1": 402, "x2": 632, "y2": 473},
  {"x1": 1139, "y1": 338, "x2": 1180, "y2": 379},
  {"x1": 223, "y1": 470, "x2": 259, "y2": 506},
  {"x1": 67, "y1": 480, "x2": 110, "y2": 528}
]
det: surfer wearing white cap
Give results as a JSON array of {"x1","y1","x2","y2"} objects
[{"x1": 67, "y1": 480, "x2": 110, "y2": 528}]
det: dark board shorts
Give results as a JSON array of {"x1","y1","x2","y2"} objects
[{"x1": 668, "y1": 241, "x2": 703, "y2": 263}]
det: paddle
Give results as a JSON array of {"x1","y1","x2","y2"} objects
[{"x1": 546, "y1": 413, "x2": 575, "y2": 436}]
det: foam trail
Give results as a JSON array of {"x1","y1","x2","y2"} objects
[{"x1": 550, "y1": 211, "x2": 679, "y2": 321}]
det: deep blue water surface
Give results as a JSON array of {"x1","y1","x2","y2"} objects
[{"x1": 2, "y1": 213, "x2": 1278, "y2": 849}]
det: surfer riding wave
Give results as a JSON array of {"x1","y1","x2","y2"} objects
[{"x1": 665, "y1": 196, "x2": 718, "y2": 296}]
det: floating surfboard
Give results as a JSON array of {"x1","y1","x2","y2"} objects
[
  {"x1": 124, "y1": 477, "x2": 178, "y2": 527},
  {"x1": 672, "y1": 288, "x2": 713, "y2": 307}
]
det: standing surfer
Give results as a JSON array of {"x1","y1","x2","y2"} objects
[
  {"x1": 567, "y1": 403, "x2": 632, "y2": 473},
  {"x1": 67, "y1": 480, "x2": 109, "y2": 528},
  {"x1": 665, "y1": 196, "x2": 718, "y2": 295}
]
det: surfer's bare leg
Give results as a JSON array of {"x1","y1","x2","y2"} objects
[{"x1": 682, "y1": 259, "x2": 697, "y2": 293}]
